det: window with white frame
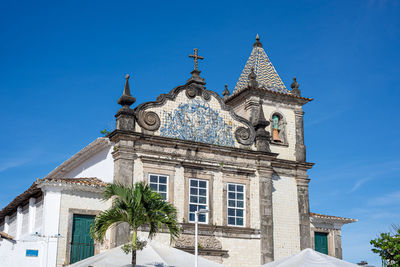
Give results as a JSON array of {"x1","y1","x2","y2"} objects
[
  {"x1": 149, "y1": 174, "x2": 168, "y2": 200},
  {"x1": 188, "y1": 179, "x2": 208, "y2": 223},
  {"x1": 227, "y1": 183, "x2": 245, "y2": 226}
]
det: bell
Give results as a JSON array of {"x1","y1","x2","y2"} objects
[{"x1": 272, "y1": 128, "x2": 281, "y2": 142}]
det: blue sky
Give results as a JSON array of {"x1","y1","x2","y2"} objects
[{"x1": 0, "y1": 0, "x2": 399, "y2": 265}]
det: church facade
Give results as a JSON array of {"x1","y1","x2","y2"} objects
[{"x1": 0, "y1": 36, "x2": 356, "y2": 267}]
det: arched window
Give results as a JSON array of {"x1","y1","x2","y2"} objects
[{"x1": 271, "y1": 113, "x2": 287, "y2": 144}]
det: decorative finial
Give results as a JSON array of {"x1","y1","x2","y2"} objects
[
  {"x1": 253, "y1": 34, "x2": 263, "y2": 48},
  {"x1": 254, "y1": 100, "x2": 270, "y2": 152},
  {"x1": 290, "y1": 76, "x2": 301, "y2": 97},
  {"x1": 117, "y1": 74, "x2": 136, "y2": 108},
  {"x1": 248, "y1": 67, "x2": 258, "y2": 88},
  {"x1": 189, "y1": 48, "x2": 204, "y2": 71},
  {"x1": 222, "y1": 84, "x2": 230, "y2": 100}
]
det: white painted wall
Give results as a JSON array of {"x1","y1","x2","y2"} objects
[
  {"x1": 42, "y1": 188, "x2": 62, "y2": 267},
  {"x1": 64, "y1": 146, "x2": 114, "y2": 183},
  {"x1": 0, "y1": 238, "x2": 45, "y2": 267}
]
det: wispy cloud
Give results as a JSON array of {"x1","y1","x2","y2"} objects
[
  {"x1": 0, "y1": 158, "x2": 32, "y2": 172},
  {"x1": 369, "y1": 191, "x2": 400, "y2": 206}
]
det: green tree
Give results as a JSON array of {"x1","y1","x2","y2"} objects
[
  {"x1": 90, "y1": 182, "x2": 180, "y2": 267},
  {"x1": 370, "y1": 226, "x2": 400, "y2": 267}
]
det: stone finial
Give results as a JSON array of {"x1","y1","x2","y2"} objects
[
  {"x1": 115, "y1": 74, "x2": 136, "y2": 131},
  {"x1": 254, "y1": 100, "x2": 270, "y2": 152},
  {"x1": 253, "y1": 34, "x2": 263, "y2": 48},
  {"x1": 290, "y1": 77, "x2": 301, "y2": 97},
  {"x1": 117, "y1": 74, "x2": 136, "y2": 108},
  {"x1": 248, "y1": 67, "x2": 259, "y2": 89},
  {"x1": 222, "y1": 84, "x2": 230, "y2": 99}
]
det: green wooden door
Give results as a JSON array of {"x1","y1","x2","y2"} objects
[
  {"x1": 70, "y1": 214, "x2": 95, "y2": 263},
  {"x1": 314, "y1": 232, "x2": 328, "y2": 255}
]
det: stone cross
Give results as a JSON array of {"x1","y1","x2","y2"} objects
[{"x1": 189, "y1": 48, "x2": 204, "y2": 71}]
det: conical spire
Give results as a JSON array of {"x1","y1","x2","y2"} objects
[
  {"x1": 117, "y1": 74, "x2": 136, "y2": 108},
  {"x1": 233, "y1": 35, "x2": 289, "y2": 95}
]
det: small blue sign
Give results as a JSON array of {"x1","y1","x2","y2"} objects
[{"x1": 26, "y1": 249, "x2": 39, "y2": 257}]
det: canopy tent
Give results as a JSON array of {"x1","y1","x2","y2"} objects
[
  {"x1": 261, "y1": 248, "x2": 358, "y2": 267},
  {"x1": 68, "y1": 240, "x2": 227, "y2": 267}
]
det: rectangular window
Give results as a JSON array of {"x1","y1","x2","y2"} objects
[
  {"x1": 188, "y1": 179, "x2": 208, "y2": 223},
  {"x1": 149, "y1": 174, "x2": 168, "y2": 200},
  {"x1": 227, "y1": 183, "x2": 245, "y2": 227}
]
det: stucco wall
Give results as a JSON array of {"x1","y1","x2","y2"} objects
[
  {"x1": 64, "y1": 146, "x2": 114, "y2": 183},
  {"x1": 272, "y1": 174, "x2": 301, "y2": 259}
]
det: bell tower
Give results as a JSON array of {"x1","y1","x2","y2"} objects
[{"x1": 224, "y1": 35, "x2": 313, "y2": 162}]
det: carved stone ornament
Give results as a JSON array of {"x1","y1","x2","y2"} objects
[
  {"x1": 185, "y1": 86, "x2": 197, "y2": 99},
  {"x1": 136, "y1": 110, "x2": 161, "y2": 131},
  {"x1": 174, "y1": 234, "x2": 223, "y2": 250},
  {"x1": 202, "y1": 90, "x2": 211, "y2": 101},
  {"x1": 235, "y1": 126, "x2": 252, "y2": 145}
]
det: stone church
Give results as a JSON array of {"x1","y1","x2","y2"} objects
[{"x1": 0, "y1": 36, "x2": 356, "y2": 267}]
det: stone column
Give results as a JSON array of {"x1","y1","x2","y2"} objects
[
  {"x1": 258, "y1": 167, "x2": 274, "y2": 264},
  {"x1": 294, "y1": 108, "x2": 306, "y2": 162},
  {"x1": 296, "y1": 173, "x2": 311, "y2": 250}
]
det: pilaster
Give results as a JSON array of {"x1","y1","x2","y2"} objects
[
  {"x1": 28, "y1": 197, "x2": 36, "y2": 234},
  {"x1": 294, "y1": 108, "x2": 306, "y2": 162},
  {"x1": 4, "y1": 215, "x2": 9, "y2": 234},
  {"x1": 111, "y1": 139, "x2": 136, "y2": 247},
  {"x1": 295, "y1": 172, "x2": 311, "y2": 249},
  {"x1": 16, "y1": 206, "x2": 22, "y2": 239},
  {"x1": 257, "y1": 164, "x2": 274, "y2": 264},
  {"x1": 334, "y1": 229, "x2": 342, "y2": 259}
]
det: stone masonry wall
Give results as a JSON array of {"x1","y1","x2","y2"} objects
[
  {"x1": 56, "y1": 190, "x2": 111, "y2": 267},
  {"x1": 272, "y1": 174, "x2": 301, "y2": 259}
]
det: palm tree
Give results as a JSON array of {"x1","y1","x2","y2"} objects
[{"x1": 90, "y1": 181, "x2": 180, "y2": 267}]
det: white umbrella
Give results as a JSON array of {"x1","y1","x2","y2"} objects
[
  {"x1": 261, "y1": 248, "x2": 358, "y2": 267},
  {"x1": 68, "y1": 240, "x2": 226, "y2": 267}
]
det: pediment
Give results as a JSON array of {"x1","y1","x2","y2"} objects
[{"x1": 134, "y1": 81, "x2": 255, "y2": 148}]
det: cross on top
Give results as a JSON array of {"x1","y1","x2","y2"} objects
[{"x1": 189, "y1": 48, "x2": 204, "y2": 71}]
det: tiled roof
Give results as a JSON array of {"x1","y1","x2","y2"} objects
[
  {"x1": 233, "y1": 36, "x2": 290, "y2": 95},
  {"x1": 0, "y1": 182, "x2": 41, "y2": 222},
  {"x1": 0, "y1": 178, "x2": 107, "y2": 222},
  {"x1": 0, "y1": 231, "x2": 14, "y2": 240},
  {"x1": 41, "y1": 177, "x2": 107, "y2": 188},
  {"x1": 310, "y1": 212, "x2": 357, "y2": 223}
]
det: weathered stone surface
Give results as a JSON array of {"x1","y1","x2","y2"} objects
[{"x1": 258, "y1": 167, "x2": 274, "y2": 264}]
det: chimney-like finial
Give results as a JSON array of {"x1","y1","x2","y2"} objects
[
  {"x1": 290, "y1": 76, "x2": 301, "y2": 97},
  {"x1": 117, "y1": 74, "x2": 136, "y2": 108},
  {"x1": 253, "y1": 34, "x2": 263, "y2": 48},
  {"x1": 254, "y1": 100, "x2": 270, "y2": 152}
]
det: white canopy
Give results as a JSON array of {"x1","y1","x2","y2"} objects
[
  {"x1": 261, "y1": 248, "x2": 358, "y2": 267},
  {"x1": 68, "y1": 240, "x2": 226, "y2": 267}
]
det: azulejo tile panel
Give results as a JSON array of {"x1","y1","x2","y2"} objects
[{"x1": 160, "y1": 99, "x2": 235, "y2": 147}]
